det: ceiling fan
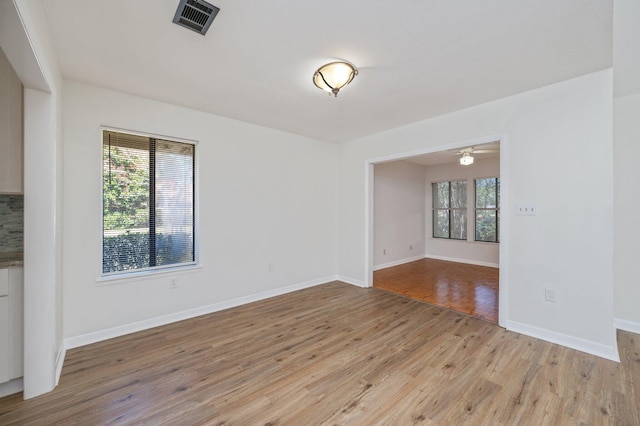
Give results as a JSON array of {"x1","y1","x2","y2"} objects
[{"x1": 456, "y1": 146, "x2": 499, "y2": 166}]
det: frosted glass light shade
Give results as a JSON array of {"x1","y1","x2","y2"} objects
[
  {"x1": 313, "y1": 61, "x2": 358, "y2": 97},
  {"x1": 460, "y1": 153, "x2": 474, "y2": 165}
]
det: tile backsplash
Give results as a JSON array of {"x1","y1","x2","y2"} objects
[{"x1": 0, "y1": 195, "x2": 23, "y2": 252}]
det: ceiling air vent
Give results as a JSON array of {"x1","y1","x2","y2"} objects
[{"x1": 173, "y1": 0, "x2": 220, "y2": 35}]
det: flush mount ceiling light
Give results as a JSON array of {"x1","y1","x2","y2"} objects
[
  {"x1": 313, "y1": 61, "x2": 358, "y2": 97},
  {"x1": 459, "y1": 150, "x2": 474, "y2": 166}
]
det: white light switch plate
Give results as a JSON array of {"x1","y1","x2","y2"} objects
[{"x1": 516, "y1": 204, "x2": 537, "y2": 216}]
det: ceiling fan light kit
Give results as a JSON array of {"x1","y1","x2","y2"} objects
[
  {"x1": 460, "y1": 151, "x2": 474, "y2": 166},
  {"x1": 313, "y1": 61, "x2": 358, "y2": 97}
]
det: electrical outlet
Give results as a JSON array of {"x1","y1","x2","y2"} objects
[
  {"x1": 410, "y1": 245, "x2": 413, "y2": 250},
  {"x1": 268, "y1": 262, "x2": 274, "y2": 272},
  {"x1": 169, "y1": 278, "x2": 178, "y2": 289},
  {"x1": 544, "y1": 288, "x2": 556, "y2": 302}
]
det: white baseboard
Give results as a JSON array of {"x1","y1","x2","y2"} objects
[
  {"x1": 373, "y1": 255, "x2": 426, "y2": 271},
  {"x1": 0, "y1": 377, "x2": 23, "y2": 398},
  {"x1": 424, "y1": 254, "x2": 499, "y2": 268},
  {"x1": 615, "y1": 318, "x2": 640, "y2": 334},
  {"x1": 335, "y1": 275, "x2": 367, "y2": 288},
  {"x1": 55, "y1": 346, "x2": 66, "y2": 386},
  {"x1": 507, "y1": 320, "x2": 620, "y2": 362},
  {"x1": 64, "y1": 276, "x2": 335, "y2": 350}
]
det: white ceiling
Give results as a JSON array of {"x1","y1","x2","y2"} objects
[
  {"x1": 41, "y1": 0, "x2": 613, "y2": 143},
  {"x1": 404, "y1": 141, "x2": 500, "y2": 167}
]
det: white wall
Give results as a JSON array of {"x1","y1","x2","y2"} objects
[
  {"x1": 373, "y1": 161, "x2": 426, "y2": 268},
  {"x1": 613, "y1": 0, "x2": 640, "y2": 97},
  {"x1": 338, "y1": 70, "x2": 616, "y2": 359},
  {"x1": 613, "y1": 93, "x2": 640, "y2": 331},
  {"x1": 1, "y1": 0, "x2": 64, "y2": 398},
  {"x1": 424, "y1": 157, "x2": 500, "y2": 267},
  {"x1": 62, "y1": 81, "x2": 338, "y2": 340},
  {"x1": 612, "y1": 0, "x2": 640, "y2": 333}
]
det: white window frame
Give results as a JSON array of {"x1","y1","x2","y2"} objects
[
  {"x1": 474, "y1": 177, "x2": 500, "y2": 243},
  {"x1": 432, "y1": 179, "x2": 468, "y2": 240},
  {"x1": 99, "y1": 127, "x2": 200, "y2": 281}
]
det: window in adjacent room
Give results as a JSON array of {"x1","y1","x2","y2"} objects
[
  {"x1": 102, "y1": 129, "x2": 196, "y2": 275},
  {"x1": 432, "y1": 180, "x2": 467, "y2": 240},
  {"x1": 475, "y1": 177, "x2": 500, "y2": 243}
]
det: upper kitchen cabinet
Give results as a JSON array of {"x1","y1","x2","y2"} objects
[{"x1": 0, "y1": 48, "x2": 23, "y2": 194}]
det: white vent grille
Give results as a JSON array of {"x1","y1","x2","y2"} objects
[{"x1": 173, "y1": 0, "x2": 220, "y2": 35}]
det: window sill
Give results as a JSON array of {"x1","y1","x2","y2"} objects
[
  {"x1": 96, "y1": 263, "x2": 202, "y2": 285},
  {"x1": 430, "y1": 237, "x2": 499, "y2": 245}
]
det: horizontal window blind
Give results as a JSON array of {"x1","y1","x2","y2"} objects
[
  {"x1": 432, "y1": 180, "x2": 467, "y2": 240},
  {"x1": 475, "y1": 177, "x2": 500, "y2": 243},
  {"x1": 102, "y1": 130, "x2": 195, "y2": 274}
]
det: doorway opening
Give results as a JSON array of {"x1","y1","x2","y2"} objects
[{"x1": 364, "y1": 135, "x2": 508, "y2": 327}]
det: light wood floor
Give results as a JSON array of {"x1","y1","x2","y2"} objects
[
  {"x1": 374, "y1": 258, "x2": 499, "y2": 323},
  {"x1": 1, "y1": 282, "x2": 638, "y2": 425}
]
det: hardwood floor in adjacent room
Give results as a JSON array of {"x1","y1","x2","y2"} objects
[
  {"x1": 374, "y1": 257, "x2": 499, "y2": 323},
  {"x1": 1, "y1": 282, "x2": 638, "y2": 425}
]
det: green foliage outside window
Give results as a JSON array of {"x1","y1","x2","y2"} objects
[
  {"x1": 103, "y1": 145, "x2": 149, "y2": 231},
  {"x1": 475, "y1": 177, "x2": 500, "y2": 243},
  {"x1": 102, "y1": 130, "x2": 195, "y2": 274},
  {"x1": 432, "y1": 180, "x2": 467, "y2": 240}
]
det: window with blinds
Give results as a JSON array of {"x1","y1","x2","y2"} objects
[
  {"x1": 102, "y1": 129, "x2": 196, "y2": 275},
  {"x1": 475, "y1": 177, "x2": 500, "y2": 243},
  {"x1": 432, "y1": 180, "x2": 467, "y2": 240}
]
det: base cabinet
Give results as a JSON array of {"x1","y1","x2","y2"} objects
[
  {"x1": 0, "y1": 296, "x2": 8, "y2": 383},
  {"x1": 0, "y1": 267, "x2": 23, "y2": 385}
]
